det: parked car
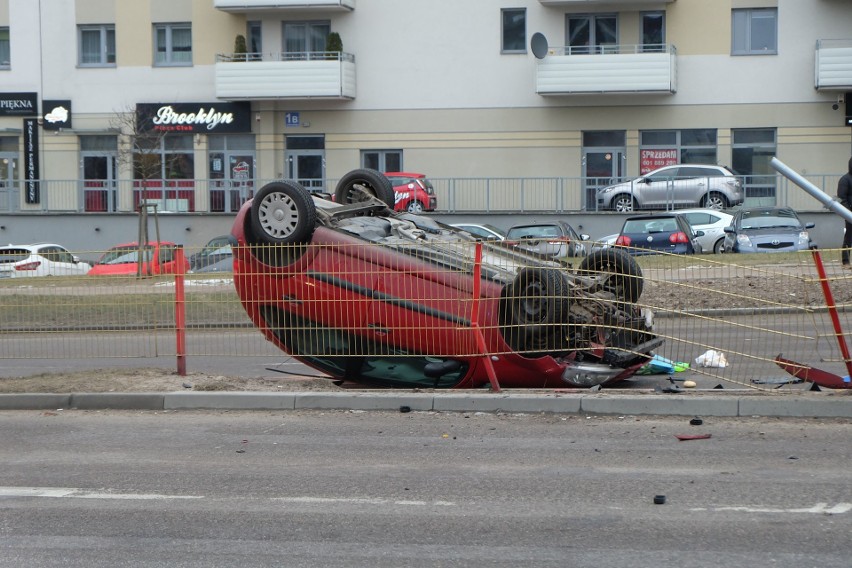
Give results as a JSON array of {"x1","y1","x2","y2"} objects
[
  {"x1": 230, "y1": 168, "x2": 661, "y2": 389},
  {"x1": 189, "y1": 235, "x2": 233, "y2": 273},
  {"x1": 505, "y1": 222, "x2": 589, "y2": 258},
  {"x1": 88, "y1": 241, "x2": 190, "y2": 276},
  {"x1": 0, "y1": 243, "x2": 91, "y2": 278},
  {"x1": 597, "y1": 164, "x2": 744, "y2": 212},
  {"x1": 615, "y1": 213, "x2": 703, "y2": 255},
  {"x1": 383, "y1": 172, "x2": 437, "y2": 213},
  {"x1": 450, "y1": 223, "x2": 506, "y2": 241},
  {"x1": 722, "y1": 206, "x2": 815, "y2": 253},
  {"x1": 671, "y1": 208, "x2": 734, "y2": 254}
]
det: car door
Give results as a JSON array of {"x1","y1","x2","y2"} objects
[
  {"x1": 675, "y1": 167, "x2": 714, "y2": 206},
  {"x1": 39, "y1": 245, "x2": 85, "y2": 276},
  {"x1": 638, "y1": 166, "x2": 679, "y2": 207}
]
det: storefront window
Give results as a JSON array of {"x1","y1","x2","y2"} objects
[
  {"x1": 639, "y1": 129, "x2": 717, "y2": 174},
  {"x1": 732, "y1": 128, "x2": 776, "y2": 203},
  {"x1": 133, "y1": 134, "x2": 195, "y2": 212},
  {"x1": 209, "y1": 134, "x2": 256, "y2": 213}
]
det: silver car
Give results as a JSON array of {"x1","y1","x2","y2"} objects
[{"x1": 597, "y1": 164, "x2": 744, "y2": 212}]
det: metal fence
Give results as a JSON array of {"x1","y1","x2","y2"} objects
[{"x1": 1, "y1": 242, "x2": 850, "y2": 392}]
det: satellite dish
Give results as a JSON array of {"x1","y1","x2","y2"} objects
[{"x1": 531, "y1": 33, "x2": 548, "y2": 59}]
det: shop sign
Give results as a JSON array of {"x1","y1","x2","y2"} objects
[
  {"x1": 640, "y1": 149, "x2": 678, "y2": 174},
  {"x1": 0, "y1": 92, "x2": 38, "y2": 117},
  {"x1": 42, "y1": 99, "x2": 72, "y2": 130},
  {"x1": 24, "y1": 118, "x2": 40, "y2": 204},
  {"x1": 136, "y1": 102, "x2": 251, "y2": 133}
]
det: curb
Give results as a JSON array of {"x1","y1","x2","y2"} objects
[{"x1": 0, "y1": 392, "x2": 849, "y2": 418}]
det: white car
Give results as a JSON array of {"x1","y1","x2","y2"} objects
[
  {"x1": 592, "y1": 208, "x2": 734, "y2": 255},
  {"x1": 0, "y1": 244, "x2": 92, "y2": 278},
  {"x1": 450, "y1": 223, "x2": 506, "y2": 241}
]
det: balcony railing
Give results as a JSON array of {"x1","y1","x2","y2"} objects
[
  {"x1": 213, "y1": 0, "x2": 354, "y2": 11},
  {"x1": 0, "y1": 174, "x2": 840, "y2": 215},
  {"x1": 215, "y1": 51, "x2": 356, "y2": 100},
  {"x1": 535, "y1": 44, "x2": 677, "y2": 95},
  {"x1": 815, "y1": 39, "x2": 852, "y2": 90}
]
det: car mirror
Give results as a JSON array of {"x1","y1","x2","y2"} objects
[
  {"x1": 580, "y1": 234, "x2": 590, "y2": 241},
  {"x1": 694, "y1": 230, "x2": 705, "y2": 237},
  {"x1": 640, "y1": 177, "x2": 650, "y2": 184},
  {"x1": 72, "y1": 255, "x2": 81, "y2": 263},
  {"x1": 805, "y1": 222, "x2": 815, "y2": 229},
  {"x1": 723, "y1": 226, "x2": 734, "y2": 233}
]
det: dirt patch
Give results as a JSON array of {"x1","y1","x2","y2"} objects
[{"x1": 0, "y1": 367, "x2": 344, "y2": 394}]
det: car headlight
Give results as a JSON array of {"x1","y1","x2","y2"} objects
[
  {"x1": 798, "y1": 231, "x2": 809, "y2": 245},
  {"x1": 736, "y1": 234, "x2": 752, "y2": 247}
]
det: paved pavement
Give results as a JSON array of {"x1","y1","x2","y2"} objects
[{"x1": 1, "y1": 388, "x2": 850, "y2": 418}]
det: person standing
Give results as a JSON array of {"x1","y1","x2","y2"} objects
[{"x1": 839, "y1": 157, "x2": 852, "y2": 268}]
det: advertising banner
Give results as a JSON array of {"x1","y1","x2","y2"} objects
[
  {"x1": 0, "y1": 92, "x2": 38, "y2": 117},
  {"x1": 42, "y1": 99, "x2": 72, "y2": 130},
  {"x1": 136, "y1": 102, "x2": 251, "y2": 133},
  {"x1": 24, "y1": 118, "x2": 40, "y2": 204},
  {"x1": 640, "y1": 149, "x2": 678, "y2": 174}
]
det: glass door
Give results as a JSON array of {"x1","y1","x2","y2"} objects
[
  {"x1": 583, "y1": 150, "x2": 624, "y2": 211},
  {"x1": 285, "y1": 135, "x2": 326, "y2": 192},
  {"x1": 82, "y1": 154, "x2": 117, "y2": 212},
  {"x1": 0, "y1": 154, "x2": 19, "y2": 212}
]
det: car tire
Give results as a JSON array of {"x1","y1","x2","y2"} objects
[
  {"x1": 249, "y1": 180, "x2": 317, "y2": 245},
  {"x1": 499, "y1": 268, "x2": 570, "y2": 356},
  {"x1": 406, "y1": 201, "x2": 425, "y2": 214},
  {"x1": 611, "y1": 194, "x2": 635, "y2": 212},
  {"x1": 577, "y1": 249, "x2": 643, "y2": 304},
  {"x1": 702, "y1": 192, "x2": 728, "y2": 210},
  {"x1": 712, "y1": 238, "x2": 725, "y2": 254},
  {"x1": 334, "y1": 168, "x2": 395, "y2": 209}
]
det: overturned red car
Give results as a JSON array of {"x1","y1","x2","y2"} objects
[{"x1": 231, "y1": 168, "x2": 661, "y2": 389}]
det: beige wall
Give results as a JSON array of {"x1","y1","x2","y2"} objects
[
  {"x1": 668, "y1": 0, "x2": 730, "y2": 55},
  {"x1": 75, "y1": 0, "x2": 115, "y2": 24},
  {"x1": 0, "y1": 0, "x2": 8, "y2": 25},
  {"x1": 117, "y1": 1, "x2": 150, "y2": 67}
]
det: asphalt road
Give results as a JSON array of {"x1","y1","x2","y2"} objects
[{"x1": 1, "y1": 411, "x2": 850, "y2": 567}]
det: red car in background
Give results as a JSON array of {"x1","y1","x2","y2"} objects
[
  {"x1": 88, "y1": 241, "x2": 189, "y2": 276},
  {"x1": 383, "y1": 172, "x2": 437, "y2": 213}
]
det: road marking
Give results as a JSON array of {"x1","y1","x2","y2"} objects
[
  {"x1": 274, "y1": 497, "x2": 455, "y2": 507},
  {"x1": 0, "y1": 487, "x2": 202, "y2": 500},
  {"x1": 692, "y1": 502, "x2": 851, "y2": 514}
]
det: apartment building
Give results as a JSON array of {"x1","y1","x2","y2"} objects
[{"x1": 0, "y1": 0, "x2": 850, "y2": 218}]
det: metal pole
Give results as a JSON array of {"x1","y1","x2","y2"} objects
[{"x1": 770, "y1": 157, "x2": 852, "y2": 223}]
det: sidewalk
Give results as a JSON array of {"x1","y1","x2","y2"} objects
[{"x1": 1, "y1": 389, "x2": 849, "y2": 418}]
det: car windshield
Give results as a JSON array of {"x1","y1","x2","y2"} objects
[
  {"x1": 0, "y1": 249, "x2": 31, "y2": 263},
  {"x1": 740, "y1": 211, "x2": 801, "y2": 230},
  {"x1": 507, "y1": 226, "x2": 562, "y2": 239},
  {"x1": 99, "y1": 245, "x2": 154, "y2": 264}
]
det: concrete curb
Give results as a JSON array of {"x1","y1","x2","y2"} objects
[{"x1": 0, "y1": 391, "x2": 848, "y2": 418}]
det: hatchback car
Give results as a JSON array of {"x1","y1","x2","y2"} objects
[
  {"x1": 722, "y1": 207, "x2": 815, "y2": 253},
  {"x1": 88, "y1": 241, "x2": 190, "y2": 276},
  {"x1": 615, "y1": 214, "x2": 703, "y2": 255},
  {"x1": 505, "y1": 222, "x2": 589, "y2": 258},
  {"x1": 383, "y1": 172, "x2": 437, "y2": 213},
  {"x1": 231, "y1": 168, "x2": 661, "y2": 390},
  {"x1": 0, "y1": 244, "x2": 91, "y2": 278},
  {"x1": 597, "y1": 164, "x2": 744, "y2": 212}
]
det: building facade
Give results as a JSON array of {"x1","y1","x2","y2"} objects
[{"x1": 1, "y1": 0, "x2": 851, "y2": 220}]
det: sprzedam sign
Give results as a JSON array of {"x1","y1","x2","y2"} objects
[{"x1": 640, "y1": 149, "x2": 678, "y2": 175}]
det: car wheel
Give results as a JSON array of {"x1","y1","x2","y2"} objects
[
  {"x1": 499, "y1": 268, "x2": 570, "y2": 355},
  {"x1": 713, "y1": 238, "x2": 725, "y2": 254},
  {"x1": 577, "y1": 249, "x2": 643, "y2": 304},
  {"x1": 702, "y1": 192, "x2": 728, "y2": 210},
  {"x1": 611, "y1": 194, "x2": 635, "y2": 212},
  {"x1": 249, "y1": 180, "x2": 317, "y2": 245},
  {"x1": 406, "y1": 201, "x2": 425, "y2": 214},
  {"x1": 334, "y1": 168, "x2": 395, "y2": 209}
]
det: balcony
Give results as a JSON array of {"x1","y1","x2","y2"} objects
[
  {"x1": 214, "y1": 0, "x2": 354, "y2": 11},
  {"x1": 535, "y1": 44, "x2": 677, "y2": 95},
  {"x1": 815, "y1": 39, "x2": 852, "y2": 91},
  {"x1": 215, "y1": 52, "x2": 356, "y2": 100}
]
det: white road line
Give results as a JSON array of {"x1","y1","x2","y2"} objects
[
  {"x1": 691, "y1": 502, "x2": 851, "y2": 515},
  {"x1": 0, "y1": 487, "x2": 202, "y2": 500},
  {"x1": 273, "y1": 497, "x2": 455, "y2": 507}
]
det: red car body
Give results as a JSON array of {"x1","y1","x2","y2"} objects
[
  {"x1": 230, "y1": 170, "x2": 660, "y2": 390},
  {"x1": 88, "y1": 241, "x2": 189, "y2": 276},
  {"x1": 383, "y1": 172, "x2": 437, "y2": 213}
]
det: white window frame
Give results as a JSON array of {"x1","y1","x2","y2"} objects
[
  {"x1": 78, "y1": 25, "x2": 116, "y2": 67},
  {"x1": 501, "y1": 8, "x2": 526, "y2": 54},
  {"x1": 0, "y1": 27, "x2": 10, "y2": 69},
  {"x1": 732, "y1": 8, "x2": 777, "y2": 56},
  {"x1": 154, "y1": 23, "x2": 192, "y2": 67}
]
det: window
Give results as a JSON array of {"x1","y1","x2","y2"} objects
[
  {"x1": 0, "y1": 27, "x2": 9, "y2": 68},
  {"x1": 247, "y1": 21, "x2": 262, "y2": 58},
  {"x1": 133, "y1": 134, "x2": 195, "y2": 211},
  {"x1": 283, "y1": 21, "x2": 330, "y2": 60},
  {"x1": 154, "y1": 23, "x2": 192, "y2": 66},
  {"x1": 501, "y1": 8, "x2": 526, "y2": 53},
  {"x1": 79, "y1": 25, "x2": 115, "y2": 66},
  {"x1": 641, "y1": 12, "x2": 664, "y2": 52},
  {"x1": 362, "y1": 150, "x2": 402, "y2": 172},
  {"x1": 639, "y1": 129, "x2": 717, "y2": 174},
  {"x1": 732, "y1": 128, "x2": 777, "y2": 201},
  {"x1": 567, "y1": 14, "x2": 617, "y2": 54},
  {"x1": 732, "y1": 8, "x2": 777, "y2": 55}
]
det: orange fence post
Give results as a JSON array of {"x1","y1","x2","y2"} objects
[
  {"x1": 174, "y1": 245, "x2": 187, "y2": 376},
  {"x1": 811, "y1": 249, "x2": 852, "y2": 379},
  {"x1": 470, "y1": 242, "x2": 501, "y2": 392}
]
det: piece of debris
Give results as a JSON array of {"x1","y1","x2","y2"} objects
[
  {"x1": 676, "y1": 434, "x2": 712, "y2": 441},
  {"x1": 751, "y1": 377, "x2": 803, "y2": 385},
  {"x1": 690, "y1": 417, "x2": 703, "y2": 426},
  {"x1": 683, "y1": 380, "x2": 697, "y2": 388},
  {"x1": 654, "y1": 495, "x2": 666, "y2": 505},
  {"x1": 695, "y1": 349, "x2": 728, "y2": 368},
  {"x1": 182, "y1": 382, "x2": 193, "y2": 389},
  {"x1": 399, "y1": 406, "x2": 411, "y2": 413}
]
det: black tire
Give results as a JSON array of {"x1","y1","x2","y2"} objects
[
  {"x1": 249, "y1": 180, "x2": 317, "y2": 245},
  {"x1": 712, "y1": 237, "x2": 725, "y2": 254},
  {"x1": 499, "y1": 268, "x2": 570, "y2": 355},
  {"x1": 702, "y1": 192, "x2": 728, "y2": 210},
  {"x1": 578, "y1": 249, "x2": 643, "y2": 304},
  {"x1": 611, "y1": 193, "x2": 635, "y2": 212},
  {"x1": 334, "y1": 168, "x2": 395, "y2": 209}
]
